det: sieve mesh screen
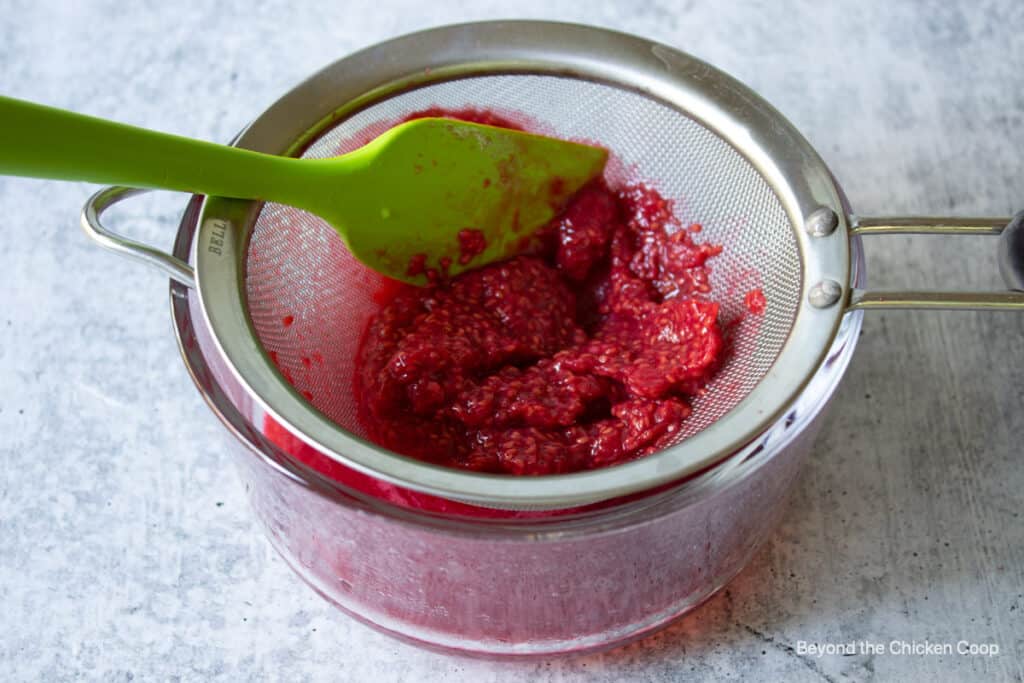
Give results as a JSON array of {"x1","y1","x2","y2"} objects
[{"x1": 245, "y1": 74, "x2": 800, "y2": 453}]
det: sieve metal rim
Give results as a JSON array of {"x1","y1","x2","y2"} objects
[{"x1": 190, "y1": 20, "x2": 849, "y2": 509}]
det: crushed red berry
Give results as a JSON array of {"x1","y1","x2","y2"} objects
[
  {"x1": 354, "y1": 113, "x2": 735, "y2": 476},
  {"x1": 745, "y1": 289, "x2": 767, "y2": 315},
  {"x1": 553, "y1": 183, "x2": 617, "y2": 281},
  {"x1": 457, "y1": 228, "x2": 487, "y2": 265},
  {"x1": 406, "y1": 253, "x2": 427, "y2": 277}
]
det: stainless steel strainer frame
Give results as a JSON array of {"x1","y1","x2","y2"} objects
[{"x1": 81, "y1": 21, "x2": 1024, "y2": 510}]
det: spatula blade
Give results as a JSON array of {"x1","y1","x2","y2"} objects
[{"x1": 328, "y1": 117, "x2": 608, "y2": 285}]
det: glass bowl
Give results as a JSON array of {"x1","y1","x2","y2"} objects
[{"x1": 168, "y1": 194, "x2": 866, "y2": 657}]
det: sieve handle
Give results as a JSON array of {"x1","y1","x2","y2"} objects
[
  {"x1": 847, "y1": 213, "x2": 1024, "y2": 311},
  {"x1": 81, "y1": 186, "x2": 196, "y2": 288}
]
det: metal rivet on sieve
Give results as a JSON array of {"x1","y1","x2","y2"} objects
[
  {"x1": 808, "y1": 279, "x2": 843, "y2": 308},
  {"x1": 805, "y1": 207, "x2": 839, "y2": 237}
]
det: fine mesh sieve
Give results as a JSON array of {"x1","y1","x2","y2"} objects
[
  {"x1": 186, "y1": 21, "x2": 852, "y2": 510},
  {"x1": 81, "y1": 21, "x2": 1022, "y2": 510},
  {"x1": 247, "y1": 75, "x2": 801, "y2": 448}
]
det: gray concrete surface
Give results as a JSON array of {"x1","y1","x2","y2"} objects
[{"x1": 1, "y1": 1, "x2": 1022, "y2": 681}]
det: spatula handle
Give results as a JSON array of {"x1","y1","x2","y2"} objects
[{"x1": 0, "y1": 95, "x2": 312, "y2": 203}]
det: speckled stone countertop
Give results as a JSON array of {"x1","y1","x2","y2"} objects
[{"x1": 1, "y1": 2, "x2": 1022, "y2": 681}]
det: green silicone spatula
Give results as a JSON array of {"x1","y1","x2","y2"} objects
[{"x1": 0, "y1": 95, "x2": 607, "y2": 284}]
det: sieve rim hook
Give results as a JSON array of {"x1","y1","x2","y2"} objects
[{"x1": 81, "y1": 186, "x2": 196, "y2": 289}]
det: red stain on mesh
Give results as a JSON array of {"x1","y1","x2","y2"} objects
[
  {"x1": 401, "y1": 107, "x2": 525, "y2": 131},
  {"x1": 282, "y1": 315, "x2": 295, "y2": 327}
]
